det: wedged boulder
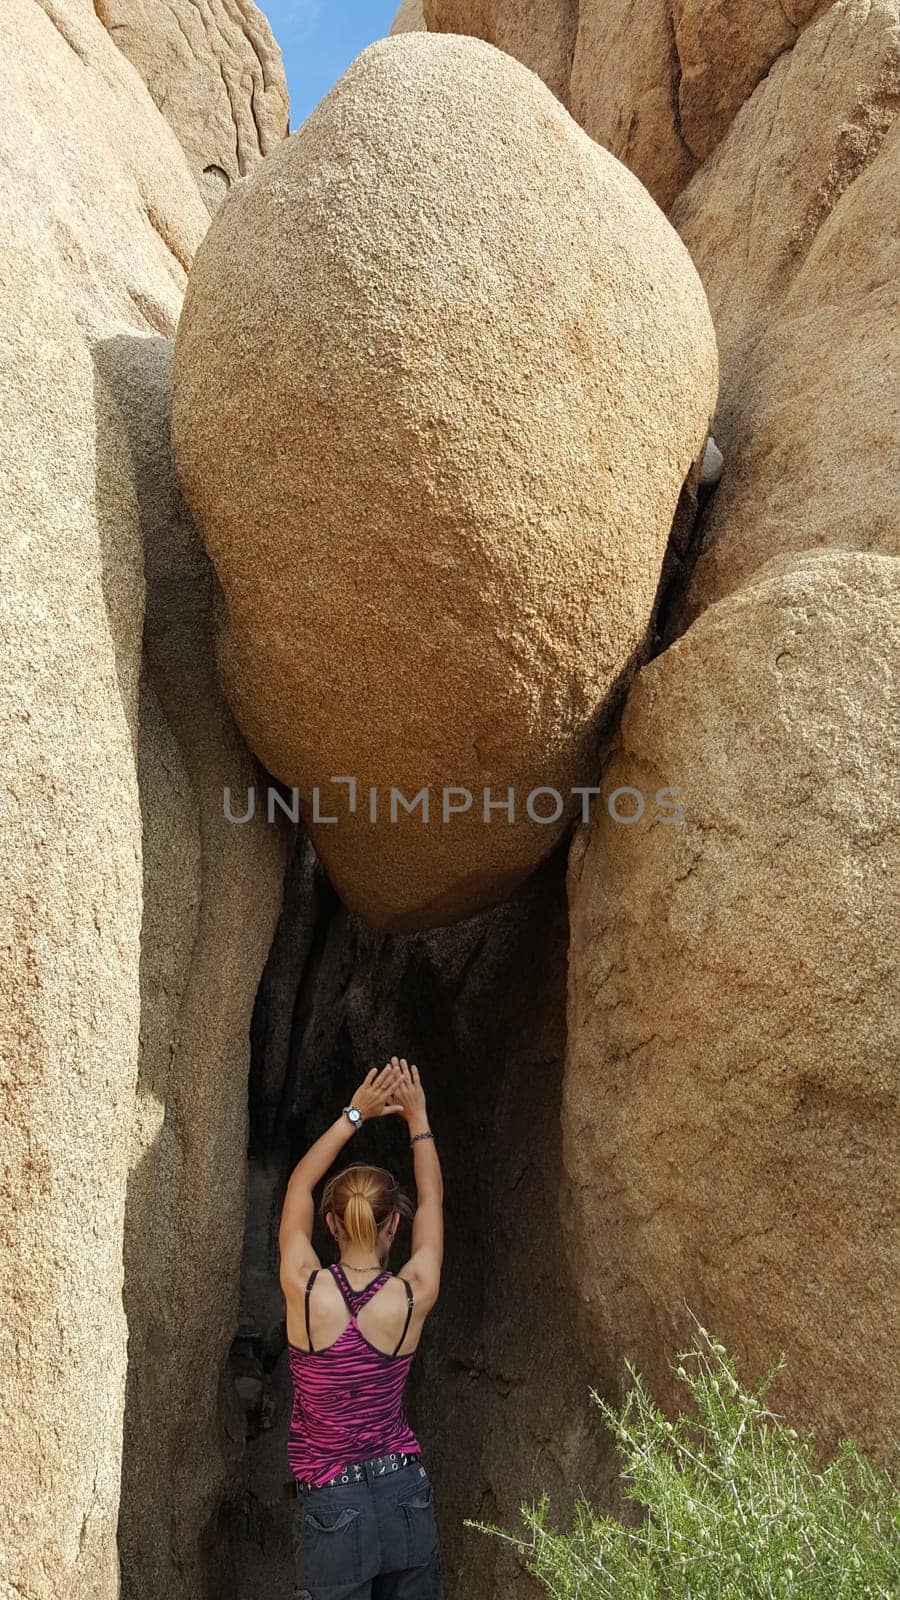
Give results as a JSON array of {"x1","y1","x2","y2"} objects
[
  {"x1": 94, "y1": 0, "x2": 289, "y2": 213},
  {"x1": 172, "y1": 33, "x2": 717, "y2": 933},
  {"x1": 562, "y1": 549, "x2": 900, "y2": 1464},
  {"x1": 669, "y1": 0, "x2": 900, "y2": 620},
  {"x1": 423, "y1": 0, "x2": 830, "y2": 206},
  {"x1": 0, "y1": 247, "x2": 145, "y2": 1600}
]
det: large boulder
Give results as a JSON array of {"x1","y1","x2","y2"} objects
[
  {"x1": 669, "y1": 0, "x2": 900, "y2": 621},
  {"x1": 562, "y1": 549, "x2": 900, "y2": 1463},
  {"x1": 423, "y1": 0, "x2": 830, "y2": 207},
  {"x1": 172, "y1": 32, "x2": 718, "y2": 933},
  {"x1": 94, "y1": 0, "x2": 289, "y2": 213}
]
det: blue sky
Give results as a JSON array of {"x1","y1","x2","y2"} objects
[{"x1": 264, "y1": 1, "x2": 401, "y2": 129}]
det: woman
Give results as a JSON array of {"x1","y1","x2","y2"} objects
[{"x1": 279, "y1": 1055, "x2": 444, "y2": 1599}]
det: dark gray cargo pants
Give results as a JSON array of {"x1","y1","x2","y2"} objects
[{"x1": 293, "y1": 1460, "x2": 443, "y2": 1598}]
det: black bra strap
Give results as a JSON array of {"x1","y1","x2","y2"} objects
[
  {"x1": 392, "y1": 1277, "x2": 415, "y2": 1357},
  {"x1": 304, "y1": 1268, "x2": 319, "y2": 1353}
]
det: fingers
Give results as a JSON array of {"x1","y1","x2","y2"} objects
[{"x1": 374, "y1": 1056, "x2": 420, "y2": 1092}]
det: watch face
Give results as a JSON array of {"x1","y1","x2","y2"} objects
[{"x1": 347, "y1": 1106, "x2": 361, "y2": 1123}]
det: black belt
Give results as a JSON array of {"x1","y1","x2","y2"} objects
[{"x1": 290, "y1": 1450, "x2": 422, "y2": 1495}]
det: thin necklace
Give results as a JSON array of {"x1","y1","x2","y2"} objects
[{"x1": 338, "y1": 1253, "x2": 392, "y2": 1271}]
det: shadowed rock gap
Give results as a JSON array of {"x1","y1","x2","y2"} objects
[{"x1": 219, "y1": 833, "x2": 621, "y2": 1599}]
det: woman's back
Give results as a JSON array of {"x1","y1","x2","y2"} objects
[
  {"x1": 287, "y1": 1262, "x2": 422, "y2": 1486},
  {"x1": 278, "y1": 1057, "x2": 444, "y2": 1593}
]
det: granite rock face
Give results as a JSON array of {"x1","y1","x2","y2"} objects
[
  {"x1": 0, "y1": 0, "x2": 209, "y2": 339},
  {"x1": 423, "y1": 0, "x2": 831, "y2": 206},
  {"x1": 95, "y1": 0, "x2": 289, "y2": 212},
  {"x1": 563, "y1": 550, "x2": 900, "y2": 1463},
  {"x1": 172, "y1": 32, "x2": 717, "y2": 932},
  {"x1": 0, "y1": 246, "x2": 145, "y2": 1600},
  {"x1": 97, "y1": 335, "x2": 288, "y2": 1600},
  {"x1": 669, "y1": 0, "x2": 900, "y2": 623},
  {"x1": 0, "y1": 5, "x2": 288, "y2": 1597}
]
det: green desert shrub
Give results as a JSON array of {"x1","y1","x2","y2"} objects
[{"x1": 465, "y1": 1322, "x2": 900, "y2": 1599}]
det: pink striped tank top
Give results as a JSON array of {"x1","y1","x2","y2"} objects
[{"x1": 287, "y1": 1262, "x2": 421, "y2": 1486}]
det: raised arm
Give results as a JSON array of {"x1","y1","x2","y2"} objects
[
  {"x1": 278, "y1": 1061, "x2": 403, "y2": 1289},
  {"x1": 386, "y1": 1056, "x2": 443, "y2": 1307}
]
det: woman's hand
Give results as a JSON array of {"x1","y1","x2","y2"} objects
[
  {"x1": 350, "y1": 1062, "x2": 404, "y2": 1121},
  {"x1": 382, "y1": 1056, "x2": 428, "y2": 1129}
]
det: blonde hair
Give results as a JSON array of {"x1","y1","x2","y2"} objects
[{"x1": 321, "y1": 1164, "x2": 414, "y2": 1254}]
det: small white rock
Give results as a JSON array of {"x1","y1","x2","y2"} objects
[{"x1": 700, "y1": 433, "x2": 724, "y2": 486}]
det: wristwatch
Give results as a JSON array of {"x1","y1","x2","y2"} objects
[{"x1": 342, "y1": 1104, "x2": 363, "y2": 1132}]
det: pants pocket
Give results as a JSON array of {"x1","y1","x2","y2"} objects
[
  {"x1": 299, "y1": 1501, "x2": 362, "y2": 1587},
  {"x1": 397, "y1": 1476, "x2": 438, "y2": 1570}
]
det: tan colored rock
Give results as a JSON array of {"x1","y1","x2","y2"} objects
[
  {"x1": 423, "y1": 0, "x2": 576, "y2": 98},
  {"x1": 424, "y1": 0, "x2": 830, "y2": 207},
  {"x1": 95, "y1": 0, "x2": 289, "y2": 213},
  {"x1": 0, "y1": 0, "x2": 209, "y2": 340},
  {"x1": 563, "y1": 549, "x2": 900, "y2": 1464},
  {"x1": 0, "y1": 247, "x2": 145, "y2": 1600},
  {"x1": 390, "y1": 0, "x2": 427, "y2": 31},
  {"x1": 669, "y1": 0, "x2": 900, "y2": 620},
  {"x1": 95, "y1": 336, "x2": 289, "y2": 1600},
  {"x1": 568, "y1": 0, "x2": 696, "y2": 210},
  {"x1": 172, "y1": 33, "x2": 717, "y2": 933},
  {"x1": 1, "y1": 6, "x2": 288, "y2": 1596},
  {"x1": 670, "y1": 0, "x2": 826, "y2": 163}
]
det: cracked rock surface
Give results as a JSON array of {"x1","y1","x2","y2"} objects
[{"x1": 94, "y1": 0, "x2": 289, "y2": 211}]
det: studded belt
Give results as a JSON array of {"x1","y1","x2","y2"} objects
[{"x1": 293, "y1": 1450, "x2": 422, "y2": 1494}]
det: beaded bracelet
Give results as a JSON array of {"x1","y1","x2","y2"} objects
[{"x1": 410, "y1": 1130, "x2": 435, "y2": 1146}]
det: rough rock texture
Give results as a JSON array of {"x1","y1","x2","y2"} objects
[
  {"x1": 669, "y1": 0, "x2": 900, "y2": 622},
  {"x1": 390, "y1": 0, "x2": 427, "y2": 30},
  {"x1": 0, "y1": 0, "x2": 209, "y2": 339},
  {"x1": 1, "y1": 5, "x2": 289, "y2": 1596},
  {"x1": 0, "y1": 248, "x2": 145, "y2": 1600},
  {"x1": 95, "y1": 336, "x2": 288, "y2": 1600},
  {"x1": 423, "y1": 0, "x2": 578, "y2": 99},
  {"x1": 423, "y1": 0, "x2": 830, "y2": 207},
  {"x1": 214, "y1": 834, "x2": 622, "y2": 1600},
  {"x1": 95, "y1": 0, "x2": 289, "y2": 213},
  {"x1": 173, "y1": 32, "x2": 718, "y2": 933},
  {"x1": 563, "y1": 550, "x2": 900, "y2": 1465}
]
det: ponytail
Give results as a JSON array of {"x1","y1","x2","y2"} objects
[
  {"x1": 342, "y1": 1187, "x2": 378, "y2": 1253},
  {"x1": 321, "y1": 1163, "x2": 415, "y2": 1254}
]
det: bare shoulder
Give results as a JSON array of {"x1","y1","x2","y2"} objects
[
  {"x1": 281, "y1": 1262, "x2": 313, "y2": 1308},
  {"x1": 396, "y1": 1258, "x2": 440, "y2": 1309}
]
